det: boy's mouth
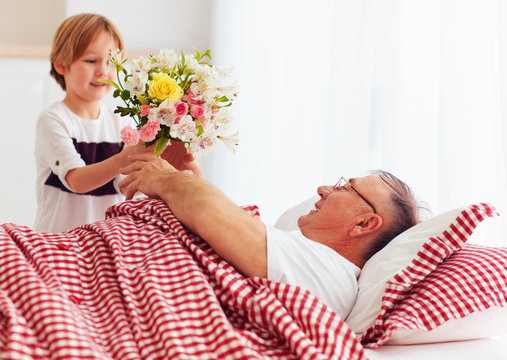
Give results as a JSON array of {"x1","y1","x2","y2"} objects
[{"x1": 90, "y1": 81, "x2": 107, "y2": 87}]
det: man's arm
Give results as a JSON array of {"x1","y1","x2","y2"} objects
[{"x1": 118, "y1": 154, "x2": 267, "y2": 277}]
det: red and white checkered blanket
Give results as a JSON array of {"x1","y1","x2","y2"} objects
[{"x1": 0, "y1": 198, "x2": 366, "y2": 360}]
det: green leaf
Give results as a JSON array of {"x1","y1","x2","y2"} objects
[
  {"x1": 196, "y1": 125, "x2": 204, "y2": 137},
  {"x1": 113, "y1": 89, "x2": 121, "y2": 98},
  {"x1": 180, "y1": 50, "x2": 186, "y2": 66},
  {"x1": 136, "y1": 94, "x2": 147, "y2": 105},
  {"x1": 114, "y1": 106, "x2": 136, "y2": 117},
  {"x1": 202, "y1": 49, "x2": 212, "y2": 60},
  {"x1": 217, "y1": 96, "x2": 229, "y2": 102},
  {"x1": 120, "y1": 89, "x2": 131, "y2": 101},
  {"x1": 121, "y1": 108, "x2": 133, "y2": 116},
  {"x1": 154, "y1": 136, "x2": 169, "y2": 156},
  {"x1": 98, "y1": 78, "x2": 120, "y2": 89}
]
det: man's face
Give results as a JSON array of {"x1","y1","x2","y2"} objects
[{"x1": 297, "y1": 175, "x2": 388, "y2": 244}]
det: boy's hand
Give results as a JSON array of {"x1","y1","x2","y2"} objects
[{"x1": 160, "y1": 141, "x2": 202, "y2": 177}]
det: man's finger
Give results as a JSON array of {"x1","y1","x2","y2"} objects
[
  {"x1": 121, "y1": 177, "x2": 140, "y2": 200},
  {"x1": 124, "y1": 184, "x2": 137, "y2": 200},
  {"x1": 118, "y1": 166, "x2": 142, "y2": 187},
  {"x1": 120, "y1": 160, "x2": 151, "y2": 175}
]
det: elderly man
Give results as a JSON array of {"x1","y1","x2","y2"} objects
[{"x1": 118, "y1": 154, "x2": 419, "y2": 318}]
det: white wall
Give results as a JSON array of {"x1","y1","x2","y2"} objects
[
  {"x1": 65, "y1": 0, "x2": 213, "y2": 52},
  {"x1": 0, "y1": 58, "x2": 64, "y2": 226}
]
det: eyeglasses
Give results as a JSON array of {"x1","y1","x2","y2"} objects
[{"x1": 333, "y1": 177, "x2": 377, "y2": 214}]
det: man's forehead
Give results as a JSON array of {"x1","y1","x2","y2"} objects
[
  {"x1": 349, "y1": 174, "x2": 377, "y2": 185},
  {"x1": 349, "y1": 174, "x2": 389, "y2": 193}
]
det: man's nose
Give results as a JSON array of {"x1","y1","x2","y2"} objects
[{"x1": 317, "y1": 185, "x2": 333, "y2": 199}]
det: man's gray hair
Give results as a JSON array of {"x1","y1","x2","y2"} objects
[{"x1": 362, "y1": 170, "x2": 420, "y2": 261}]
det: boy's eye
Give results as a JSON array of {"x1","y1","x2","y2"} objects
[{"x1": 85, "y1": 59, "x2": 96, "y2": 64}]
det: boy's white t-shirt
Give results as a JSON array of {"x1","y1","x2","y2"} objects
[
  {"x1": 34, "y1": 101, "x2": 132, "y2": 233},
  {"x1": 266, "y1": 225, "x2": 361, "y2": 318}
]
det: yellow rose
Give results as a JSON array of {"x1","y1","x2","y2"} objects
[{"x1": 148, "y1": 73, "x2": 184, "y2": 102}]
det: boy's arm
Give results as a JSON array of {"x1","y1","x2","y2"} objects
[
  {"x1": 65, "y1": 143, "x2": 151, "y2": 194},
  {"x1": 66, "y1": 141, "x2": 201, "y2": 194},
  {"x1": 118, "y1": 154, "x2": 267, "y2": 278}
]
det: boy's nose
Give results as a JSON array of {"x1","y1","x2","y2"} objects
[{"x1": 97, "y1": 62, "x2": 109, "y2": 76}]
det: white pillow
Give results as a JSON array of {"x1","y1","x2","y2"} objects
[
  {"x1": 386, "y1": 307, "x2": 507, "y2": 345},
  {"x1": 274, "y1": 195, "x2": 319, "y2": 232}
]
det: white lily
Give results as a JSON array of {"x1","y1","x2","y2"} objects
[
  {"x1": 218, "y1": 131, "x2": 240, "y2": 153},
  {"x1": 170, "y1": 115, "x2": 197, "y2": 142},
  {"x1": 218, "y1": 82, "x2": 239, "y2": 99},
  {"x1": 125, "y1": 71, "x2": 148, "y2": 96},
  {"x1": 149, "y1": 100, "x2": 176, "y2": 126}
]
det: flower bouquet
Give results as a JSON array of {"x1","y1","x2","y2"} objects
[{"x1": 102, "y1": 48, "x2": 239, "y2": 156}]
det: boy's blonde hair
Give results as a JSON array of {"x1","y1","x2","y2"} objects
[{"x1": 50, "y1": 13, "x2": 125, "y2": 90}]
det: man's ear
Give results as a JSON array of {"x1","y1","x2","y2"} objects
[
  {"x1": 53, "y1": 63, "x2": 66, "y2": 75},
  {"x1": 349, "y1": 214, "x2": 383, "y2": 238}
]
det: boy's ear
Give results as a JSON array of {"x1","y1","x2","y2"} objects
[{"x1": 53, "y1": 63, "x2": 66, "y2": 75}]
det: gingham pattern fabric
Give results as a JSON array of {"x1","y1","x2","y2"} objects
[
  {"x1": 360, "y1": 203, "x2": 502, "y2": 347},
  {"x1": 374, "y1": 244, "x2": 507, "y2": 344},
  {"x1": 0, "y1": 198, "x2": 366, "y2": 360}
]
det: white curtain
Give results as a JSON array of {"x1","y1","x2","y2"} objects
[{"x1": 202, "y1": 0, "x2": 507, "y2": 245}]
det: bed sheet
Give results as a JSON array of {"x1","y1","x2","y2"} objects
[{"x1": 365, "y1": 333, "x2": 507, "y2": 359}]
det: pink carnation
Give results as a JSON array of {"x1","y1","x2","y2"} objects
[
  {"x1": 140, "y1": 104, "x2": 151, "y2": 117},
  {"x1": 139, "y1": 119, "x2": 161, "y2": 142},
  {"x1": 190, "y1": 105, "x2": 204, "y2": 119},
  {"x1": 120, "y1": 126, "x2": 140, "y2": 146},
  {"x1": 174, "y1": 101, "x2": 189, "y2": 116}
]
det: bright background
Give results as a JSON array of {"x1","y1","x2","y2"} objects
[{"x1": 1, "y1": 0, "x2": 505, "y2": 245}]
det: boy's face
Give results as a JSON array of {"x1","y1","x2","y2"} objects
[{"x1": 58, "y1": 30, "x2": 118, "y2": 112}]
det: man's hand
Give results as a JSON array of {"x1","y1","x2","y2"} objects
[{"x1": 119, "y1": 153, "x2": 179, "y2": 200}]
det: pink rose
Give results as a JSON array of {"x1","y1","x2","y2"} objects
[
  {"x1": 174, "y1": 101, "x2": 189, "y2": 116},
  {"x1": 182, "y1": 90, "x2": 202, "y2": 105},
  {"x1": 139, "y1": 119, "x2": 161, "y2": 142},
  {"x1": 140, "y1": 104, "x2": 151, "y2": 117},
  {"x1": 190, "y1": 105, "x2": 204, "y2": 119},
  {"x1": 120, "y1": 126, "x2": 140, "y2": 146}
]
